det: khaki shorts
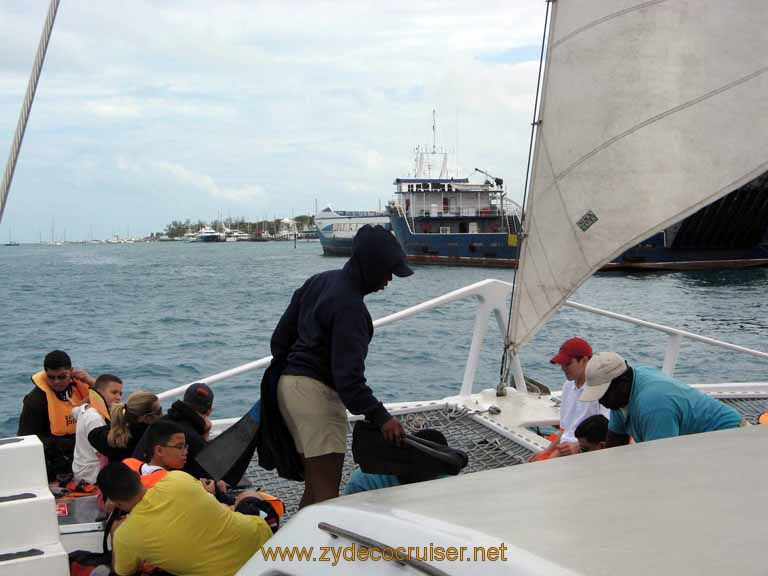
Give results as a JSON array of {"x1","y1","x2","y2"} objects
[{"x1": 277, "y1": 374, "x2": 348, "y2": 458}]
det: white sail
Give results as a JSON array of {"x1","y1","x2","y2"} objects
[{"x1": 509, "y1": 0, "x2": 768, "y2": 349}]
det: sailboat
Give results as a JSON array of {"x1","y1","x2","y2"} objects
[
  {"x1": 238, "y1": 1, "x2": 768, "y2": 573},
  {"x1": 2, "y1": 1, "x2": 768, "y2": 575},
  {"x1": 4, "y1": 228, "x2": 19, "y2": 246}
]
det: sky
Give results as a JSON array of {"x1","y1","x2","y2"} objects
[{"x1": 0, "y1": 1, "x2": 545, "y2": 241}]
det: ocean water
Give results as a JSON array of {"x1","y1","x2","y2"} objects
[{"x1": 1, "y1": 241, "x2": 766, "y2": 437}]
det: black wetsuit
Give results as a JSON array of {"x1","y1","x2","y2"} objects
[{"x1": 18, "y1": 386, "x2": 76, "y2": 479}]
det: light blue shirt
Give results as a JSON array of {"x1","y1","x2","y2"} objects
[
  {"x1": 608, "y1": 366, "x2": 742, "y2": 442},
  {"x1": 343, "y1": 469, "x2": 400, "y2": 495}
]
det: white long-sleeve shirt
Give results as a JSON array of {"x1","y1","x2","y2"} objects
[
  {"x1": 72, "y1": 404, "x2": 106, "y2": 484},
  {"x1": 559, "y1": 379, "x2": 610, "y2": 443}
]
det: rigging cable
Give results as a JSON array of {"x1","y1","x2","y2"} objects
[
  {"x1": 0, "y1": 0, "x2": 61, "y2": 226},
  {"x1": 498, "y1": 0, "x2": 553, "y2": 393}
]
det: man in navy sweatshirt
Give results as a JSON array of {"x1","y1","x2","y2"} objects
[{"x1": 270, "y1": 224, "x2": 413, "y2": 507}]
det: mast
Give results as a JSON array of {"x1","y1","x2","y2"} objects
[
  {"x1": 498, "y1": 0, "x2": 554, "y2": 395},
  {"x1": 432, "y1": 109, "x2": 436, "y2": 152}
]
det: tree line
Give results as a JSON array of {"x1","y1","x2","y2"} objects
[{"x1": 156, "y1": 216, "x2": 315, "y2": 238}]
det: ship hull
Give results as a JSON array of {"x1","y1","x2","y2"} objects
[
  {"x1": 390, "y1": 212, "x2": 768, "y2": 271},
  {"x1": 316, "y1": 210, "x2": 390, "y2": 257},
  {"x1": 319, "y1": 235, "x2": 354, "y2": 256},
  {"x1": 405, "y1": 253, "x2": 768, "y2": 271}
]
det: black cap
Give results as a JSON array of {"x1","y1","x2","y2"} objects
[
  {"x1": 352, "y1": 225, "x2": 414, "y2": 279},
  {"x1": 183, "y1": 382, "x2": 214, "y2": 413},
  {"x1": 391, "y1": 258, "x2": 414, "y2": 278}
]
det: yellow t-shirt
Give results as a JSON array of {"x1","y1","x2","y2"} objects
[{"x1": 113, "y1": 471, "x2": 272, "y2": 576}]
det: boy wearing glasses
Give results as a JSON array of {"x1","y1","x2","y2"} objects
[
  {"x1": 132, "y1": 382, "x2": 216, "y2": 482},
  {"x1": 123, "y1": 421, "x2": 189, "y2": 488},
  {"x1": 126, "y1": 420, "x2": 228, "y2": 495},
  {"x1": 17, "y1": 349, "x2": 95, "y2": 479}
]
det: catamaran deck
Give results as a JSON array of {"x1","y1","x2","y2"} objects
[
  {"x1": 240, "y1": 391, "x2": 768, "y2": 519},
  {"x1": 242, "y1": 404, "x2": 536, "y2": 520},
  {"x1": 150, "y1": 277, "x2": 768, "y2": 523},
  {"x1": 34, "y1": 276, "x2": 768, "y2": 550},
  {"x1": 719, "y1": 397, "x2": 768, "y2": 421}
]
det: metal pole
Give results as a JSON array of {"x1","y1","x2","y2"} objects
[
  {"x1": 511, "y1": 353, "x2": 527, "y2": 393},
  {"x1": 460, "y1": 301, "x2": 492, "y2": 398},
  {"x1": 662, "y1": 333, "x2": 683, "y2": 375}
]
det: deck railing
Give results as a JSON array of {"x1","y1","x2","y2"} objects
[{"x1": 157, "y1": 279, "x2": 768, "y2": 403}]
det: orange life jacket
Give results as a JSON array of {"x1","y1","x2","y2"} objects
[
  {"x1": 87, "y1": 388, "x2": 110, "y2": 421},
  {"x1": 529, "y1": 431, "x2": 563, "y2": 462},
  {"x1": 529, "y1": 446, "x2": 561, "y2": 462},
  {"x1": 51, "y1": 478, "x2": 99, "y2": 499},
  {"x1": 31, "y1": 371, "x2": 91, "y2": 436},
  {"x1": 123, "y1": 458, "x2": 168, "y2": 488},
  {"x1": 253, "y1": 491, "x2": 285, "y2": 518}
]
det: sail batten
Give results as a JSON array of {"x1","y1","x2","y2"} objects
[
  {"x1": 552, "y1": 0, "x2": 670, "y2": 51},
  {"x1": 509, "y1": 0, "x2": 768, "y2": 349},
  {"x1": 554, "y1": 65, "x2": 768, "y2": 185}
]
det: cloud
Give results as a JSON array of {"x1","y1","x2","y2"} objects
[
  {"x1": 155, "y1": 161, "x2": 266, "y2": 203},
  {"x1": 85, "y1": 98, "x2": 141, "y2": 118},
  {"x1": 367, "y1": 150, "x2": 383, "y2": 170},
  {"x1": 0, "y1": 0, "x2": 547, "y2": 240},
  {"x1": 83, "y1": 96, "x2": 234, "y2": 120}
]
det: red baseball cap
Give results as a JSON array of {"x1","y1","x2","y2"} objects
[{"x1": 550, "y1": 337, "x2": 593, "y2": 365}]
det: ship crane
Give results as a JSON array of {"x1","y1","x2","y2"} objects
[
  {"x1": 473, "y1": 168, "x2": 520, "y2": 235},
  {"x1": 473, "y1": 167, "x2": 504, "y2": 188}
]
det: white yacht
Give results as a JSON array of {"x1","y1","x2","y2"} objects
[
  {"x1": 224, "y1": 227, "x2": 252, "y2": 242},
  {"x1": 196, "y1": 226, "x2": 225, "y2": 243},
  {"x1": 315, "y1": 206, "x2": 390, "y2": 256}
]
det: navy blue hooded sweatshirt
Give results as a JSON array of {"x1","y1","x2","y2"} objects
[{"x1": 270, "y1": 225, "x2": 412, "y2": 428}]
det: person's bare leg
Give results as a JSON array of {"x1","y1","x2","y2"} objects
[
  {"x1": 296, "y1": 454, "x2": 315, "y2": 509},
  {"x1": 300, "y1": 453, "x2": 344, "y2": 508},
  {"x1": 299, "y1": 487, "x2": 313, "y2": 509}
]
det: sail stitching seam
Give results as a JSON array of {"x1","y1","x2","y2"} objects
[
  {"x1": 535, "y1": 137, "x2": 567, "y2": 307},
  {"x1": 553, "y1": 158, "x2": 768, "y2": 332},
  {"x1": 526, "y1": 217, "x2": 551, "y2": 315},
  {"x1": 518, "y1": 137, "x2": 591, "y2": 342},
  {"x1": 551, "y1": 0, "x2": 669, "y2": 49},
  {"x1": 543, "y1": 136, "x2": 592, "y2": 274},
  {"x1": 554, "y1": 65, "x2": 768, "y2": 183}
]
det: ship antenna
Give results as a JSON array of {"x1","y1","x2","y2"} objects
[
  {"x1": 432, "y1": 109, "x2": 436, "y2": 153},
  {"x1": 455, "y1": 108, "x2": 459, "y2": 178}
]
